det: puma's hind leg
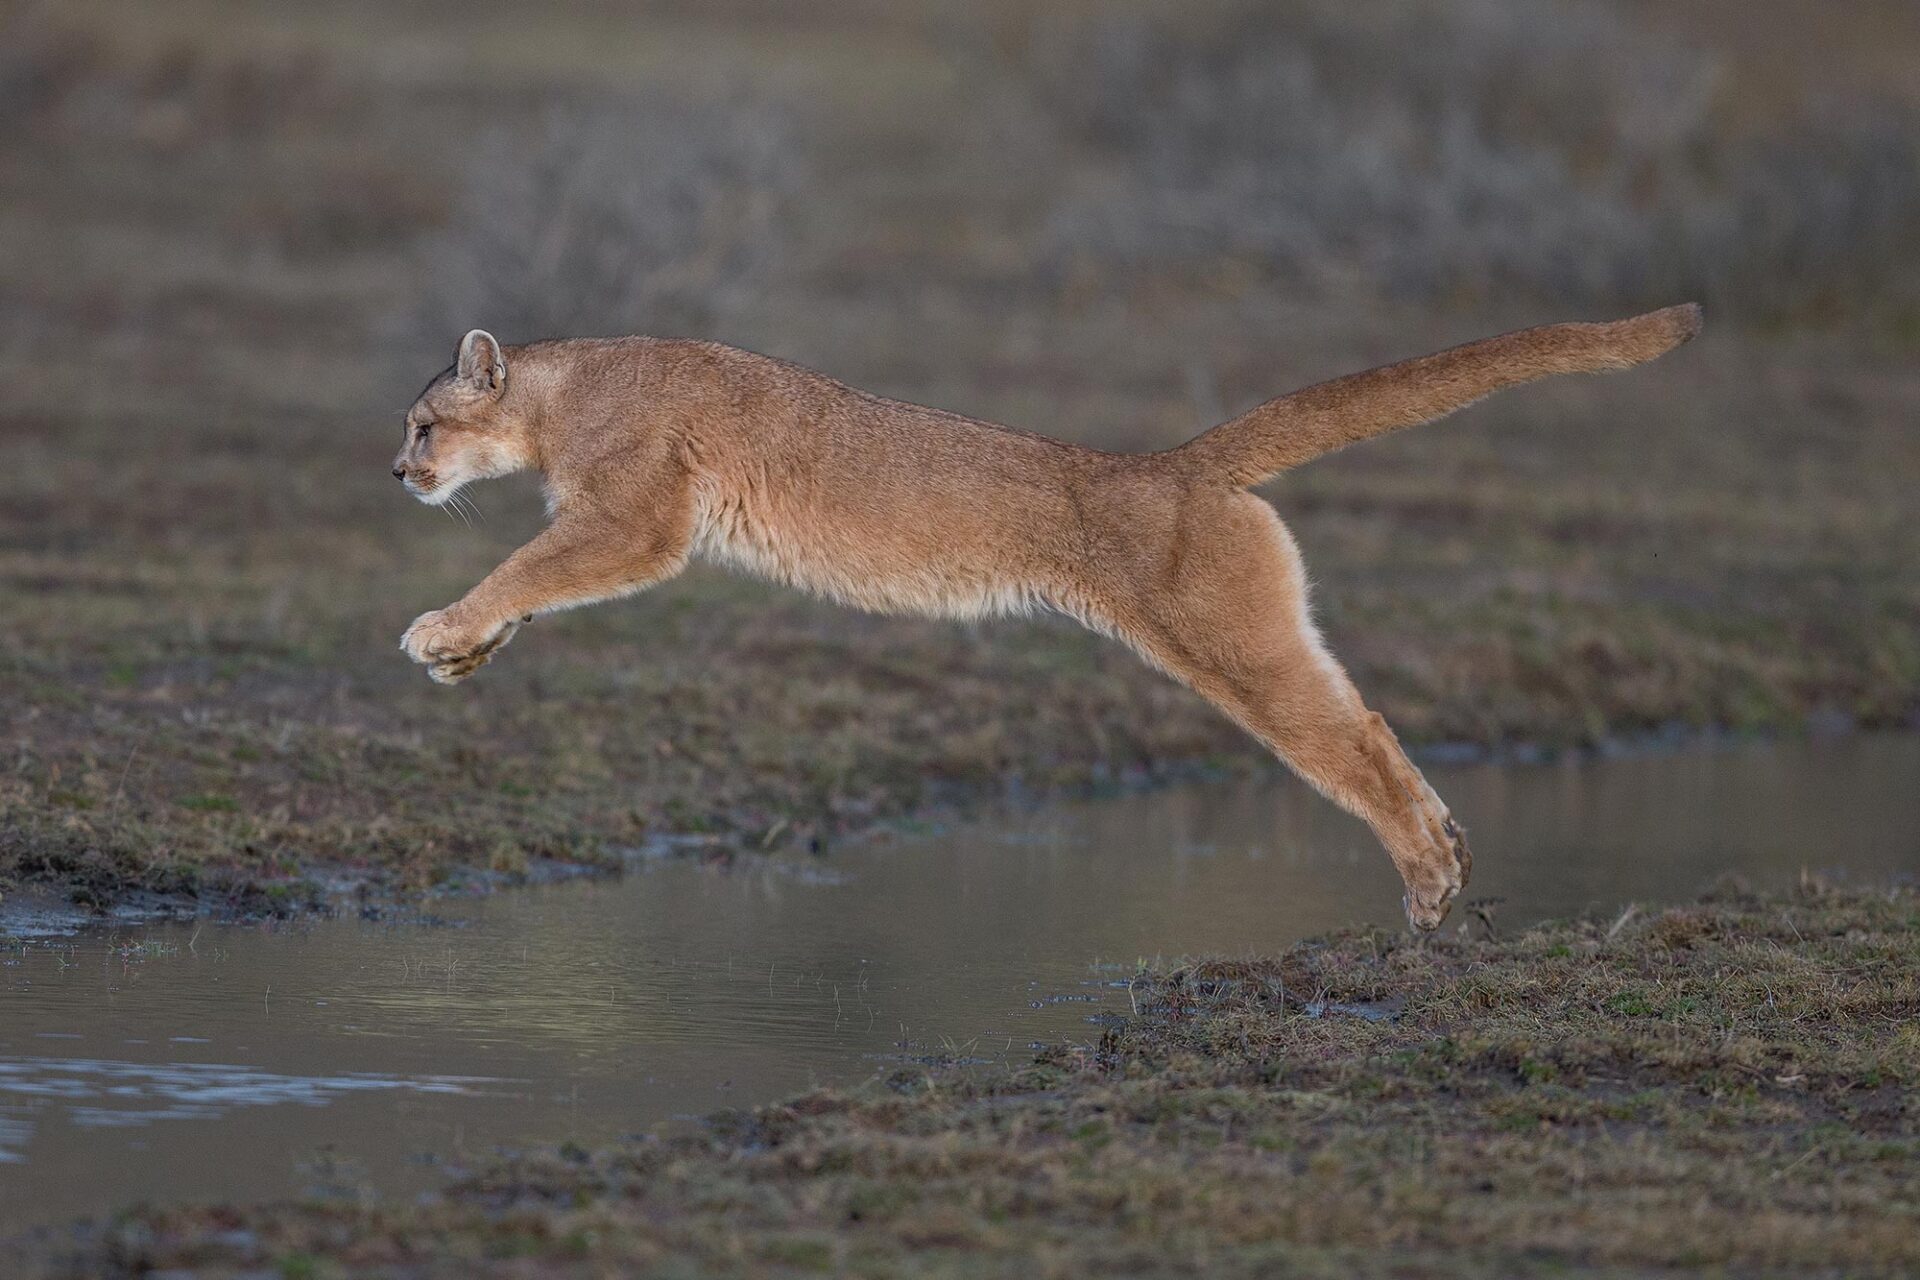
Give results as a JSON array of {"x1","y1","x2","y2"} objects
[
  {"x1": 1211, "y1": 665, "x2": 1469, "y2": 931},
  {"x1": 1101, "y1": 493, "x2": 1471, "y2": 929}
]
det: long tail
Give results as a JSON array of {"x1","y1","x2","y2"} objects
[{"x1": 1173, "y1": 304, "x2": 1702, "y2": 487}]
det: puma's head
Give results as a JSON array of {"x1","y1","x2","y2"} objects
[{"x1": 392, "y1": 329, "x2": 535, "y2": 506}]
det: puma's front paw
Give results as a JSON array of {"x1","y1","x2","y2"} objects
[
  {"x1": 427, "y1": 651, "x2": 491, "y2": 685},
  {"x1": 401, "y1": 608, "x2": 484, "y2": 665},
  {"x1": 402, "y1": 609, "x2": 527, "y2": 684}
]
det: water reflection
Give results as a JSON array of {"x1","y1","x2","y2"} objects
[
  {"x1": 0, "y1": 1058, "x2": 499, "y2": 1144},
  {"x1": 1, "y1": 735, "x2": 1915, "y2": 1230}
]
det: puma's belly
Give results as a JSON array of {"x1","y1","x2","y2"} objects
[{"x1": 690, "y1": 491, "x2": 1045, "y2": 621}]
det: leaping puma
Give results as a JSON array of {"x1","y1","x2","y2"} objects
[{"x1": 394, "y1": 304, "x2": 1701, "y2": 929}]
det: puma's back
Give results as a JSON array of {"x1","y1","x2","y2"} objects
[
  {"x1": 651, "y1": 341, "x2": 1119, "y2": 619},
  {"x1": 626, "y1": 307, "x2": 1701, "y2": 623}
]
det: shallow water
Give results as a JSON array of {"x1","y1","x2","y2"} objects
[{"x1": 3, "y1": 736, "x2": 1917, "y2": 1231}]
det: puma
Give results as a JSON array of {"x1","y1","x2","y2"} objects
[{"x1": 395, "y1": 304, "x2": 1701, "y2": 929}]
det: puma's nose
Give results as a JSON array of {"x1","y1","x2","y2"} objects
[{"x1": 392, "y1": 466, "x2": 407, "y2": 480}]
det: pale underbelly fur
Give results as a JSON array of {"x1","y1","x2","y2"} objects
[{"x1": 689, "y1": 493, "x2": 1047, "y2": 622}]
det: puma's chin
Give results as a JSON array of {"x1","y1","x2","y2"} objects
[
  {"x1": 410, "y1": 450, "x2": 512, "y2": 506},
  {"x1": 408, "y1": 475, "x2": 461, "y2": 506}
]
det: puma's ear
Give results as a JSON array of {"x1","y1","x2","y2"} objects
[{"x1": 455, "y1": 329, "x2": 507, "y2": 398}]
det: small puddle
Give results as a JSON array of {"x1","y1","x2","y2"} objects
[{"x1": 2, "y1": 735, "x2": 1916, "y2": 1230}]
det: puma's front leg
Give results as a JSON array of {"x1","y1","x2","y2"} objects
[{"x1": 401, "y1": 492, "x2": 695, "y2": 684}]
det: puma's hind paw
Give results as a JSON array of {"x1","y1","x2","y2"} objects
[
  {"x1": 1444, "y1": 817, "x2": 1473, "y2": 886},
  {"x1": 1404, "y1": 820, "x2": 1472, "y2": 932}
]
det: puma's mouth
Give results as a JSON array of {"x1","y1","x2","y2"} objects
[{"x1": 416, "y1": 479, "x2": 474, "y2": 509}]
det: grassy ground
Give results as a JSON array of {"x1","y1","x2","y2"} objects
[
  {"x1": 4, "y1": 0, "x2": 1919, "y2": 913},
  {"x1": 21, "y1": 882, "x2": 1919, "y2": 1277}
]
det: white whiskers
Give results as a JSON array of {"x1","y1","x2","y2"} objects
[{"x1": 438, "y1": 489, "x2": 484, "y2": 529}]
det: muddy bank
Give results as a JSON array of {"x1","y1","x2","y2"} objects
[
  {"x1": 8, "y1": 708, "x2": 1911, "y2": 929},
  {"x1": 17, "y1": 881, "x2": 1918, "y2": 1278},
  {"x1": 7, "y1": 733, "x2": 1912, "y2": 1233}
]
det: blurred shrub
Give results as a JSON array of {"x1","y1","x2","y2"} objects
[
  {"x1": 403, "y1": 95, "x2": 799, "y2": 353},
  {"x1": 1022, "y1": 0, "x2": 1920, "y2": 317},
  {"x1": 1709, "y1": 106, "x2": 1920, "y2": 320},
  {"x1": 0, "y1": 3, "x2": 340, "y2": 148},
  {"x1": 0, "y1": 8, "x2": 98, "y2": 123}
]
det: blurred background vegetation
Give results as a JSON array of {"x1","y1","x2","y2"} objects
[{"x1": 3, "y1": 0, "x2": 1917, "y2": 906}]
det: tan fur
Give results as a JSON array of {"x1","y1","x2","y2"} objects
[{"x1": 395, "y1": 305, "x2": 1702, "y2": 929}]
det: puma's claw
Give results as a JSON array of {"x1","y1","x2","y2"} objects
[{"x1": 1404, "y1": 820, "x2": 1473, "y2": 931}]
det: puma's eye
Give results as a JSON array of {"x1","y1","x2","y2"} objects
[{"x1": 415, "y1": 423, "x2": 433, "y2": 442}]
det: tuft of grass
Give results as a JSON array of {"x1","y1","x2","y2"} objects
[{"x1": 177, "y1": 793, "x2": 239, "y2": 813}]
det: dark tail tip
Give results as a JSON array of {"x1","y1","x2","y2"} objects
[
  {"x1": 1657, "y1": 301, "x2": 1705, "y2": 346},
  {"x1": 1607, "y1": 302, "x2": 1703, "y2": 367}
]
